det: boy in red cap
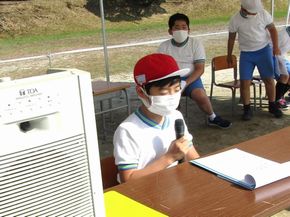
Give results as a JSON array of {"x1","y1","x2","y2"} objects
[{"x1": 113, "y1": 53, "x2": 200, "y2": 183}]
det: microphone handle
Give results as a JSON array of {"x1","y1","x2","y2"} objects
[
  {"x1": 177, "y1": 133, "x2": 185, "y2": 164},
  {"x1": 175, "y1": 119, "x2": 185, "y2": 164}
]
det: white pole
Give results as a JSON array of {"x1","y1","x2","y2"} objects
[
  {"x1": 99, "y1": 0, "x2": 110, "y2": 82},
  {"x1": 271, "y1": 0, "x2": 275, "y2": 19},
  {"x1": 286, "y1": 0, "x2": 290, "y2": 25}
]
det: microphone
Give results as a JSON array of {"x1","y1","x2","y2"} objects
[
  {"x1": 175, "y1": 119, "x2": 185, "y2": 164},
  {"x1": 175, "y1": 119, "x2": 184, "y2": 139}
]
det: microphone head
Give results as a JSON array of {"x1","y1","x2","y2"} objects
[{"x1": 175, "y1": 119, "x2": 184, "y2": 139}]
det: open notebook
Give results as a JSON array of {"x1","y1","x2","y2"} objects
[
  {"x1": 190, "y1": 148, "x2": 290, "y2": 190},
  {"x1": 104, "y1": 191, "x2": 168, "y2": 217}
]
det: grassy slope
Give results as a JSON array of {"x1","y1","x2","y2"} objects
[
  {"x1": 0, "y1": 0, "x2": 289, "y2": 80},
  {"x1": 0, "y1": 0, "x2": 288, "y2": 58}
]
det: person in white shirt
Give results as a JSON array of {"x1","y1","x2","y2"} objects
[
  {"x1": 158, "y1": 13, "x2": 232, "y2": 129},
  {"x1": 227, "y1": 0, "x2": 283, "y2": 120},
  {"x1": 113, "y1": 53, "x2": 200, "y2": 183},
  {"x1": 274, "y1": 26, "x2": 290, "y2": 109}
]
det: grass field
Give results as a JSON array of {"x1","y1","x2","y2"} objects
[{"x1": 0, "y1": 0, "x2": 289, "y2": 55}]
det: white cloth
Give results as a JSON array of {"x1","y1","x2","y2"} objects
[
  {"x1": 228, "y1": 10, "x2": 273, "y2": 51},
  {"x1": 113, "y1": 109, "x2": 192, "y2": 170},
  {"x1": 157, "y1": 37, "x2": 206, "y2": 76}
]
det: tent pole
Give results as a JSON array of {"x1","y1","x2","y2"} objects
[
  {"x1": 99, "y1": 0, "x2": 110, "y2": 83},
  {"x1": 271, "y1": 0, "x2": 275, "y2": 19},
  {"x1": 287, "y1": 0, "x2": 290, "y2": 25}
]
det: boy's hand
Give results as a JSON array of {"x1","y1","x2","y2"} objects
[{"x1": 166, "y1": 137, "x2": 191, "y2": 161}]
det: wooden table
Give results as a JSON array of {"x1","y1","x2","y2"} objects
[
  {"x1": 108, "y1": 127, "x2": 290, "y2": 217},
  {"x1": 91, "y1": 80, "x2": 131, "y2": 139}
]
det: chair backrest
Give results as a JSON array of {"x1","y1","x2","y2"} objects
[
  {"x1": 100, "y1": 156, "x2": 119, "y2": 189},
  {"x1": 211, "y1": 55, "x2": 238, "y2": 84}
]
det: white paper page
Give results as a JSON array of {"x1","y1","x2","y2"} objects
[
  {"x1": 245, "y1": 162, "x2": 289, "y2": 188},
  {"x1": 249, "y1": 160, "x2": 290, "y2": 188},
  {"x1": 192, "y1": 149, "x2": 281, "y2": 188}
]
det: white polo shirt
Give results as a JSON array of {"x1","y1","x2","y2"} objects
[
  {"x1": 229, "y1": 10, "x2": 273, "y2": 51},
  {"x1": 113, "y1": 108, "x2": 193, "y2": 171},
  {"x1": 158, "y1": 37, "x2": 206, "y2": 76}
]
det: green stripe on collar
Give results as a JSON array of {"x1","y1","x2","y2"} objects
[
  {"x1": 135, "y1": 108, "x2": 170, "y2": 130},
  {"x1": 171, "y1": 37, "x2": 189, "y2": 47}
]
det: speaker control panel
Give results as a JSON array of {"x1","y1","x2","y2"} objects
[{"x1": 0, "y1": 83, "x2": 62, "y2": 124}]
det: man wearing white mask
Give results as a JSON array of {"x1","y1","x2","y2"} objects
[
  {"x1": 227, "y1": 0, "x2": 283, "y2": 120},
  {"x1": 114, "y1": 53, "x2": 200, "y2": 183},
  {"x1": 158, "y1": 13, "x2": 232, "y2": 129}
]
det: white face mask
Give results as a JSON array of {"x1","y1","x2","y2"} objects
[
  {"x1": 139, "y1": 89, "x2": 182, "y2": 116},
  {"x1": 172, "y1": 30, "x2": 188, "y2": 43}
]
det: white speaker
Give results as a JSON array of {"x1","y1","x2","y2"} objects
[{"x1": 0, "y1": 69, "x2": 105, "y2": 216}]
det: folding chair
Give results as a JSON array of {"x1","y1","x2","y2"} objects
[
  {"x1": 210, "y1": 55, "x2": 257, "y2": 114},
  {"x1": 100, "y1": 156, "x2": 119, "y2": 189},
  {"x1": 252, "y1": 75, "x2": 264, "y2": 109}
]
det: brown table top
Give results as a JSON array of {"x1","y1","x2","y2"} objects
[
  {"x1": 91, "y1": 80, "x2": 131, "y2": 96},
  {"x1": 108, "y1": 126, "x2": 290, "y2": 217}
]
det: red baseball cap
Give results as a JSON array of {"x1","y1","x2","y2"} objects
[{"x1": 134, "y1": 53, "x2": 190, "y2": 86}]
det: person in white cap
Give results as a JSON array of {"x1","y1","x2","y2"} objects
[
  {"x1": 227, "y1": 0, "x2": 283, "y2": 120},
  {"x1": 113, "y1": 53, "x2": 200, "y2": 183},
  {"x1": 158, "y1": 13, "x2": 232, "y2": 129},
  {"x1": 273, "y1": 26, "x2": 290, "y2": 109}
]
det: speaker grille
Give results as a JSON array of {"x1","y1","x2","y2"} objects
[{"x1": 0, "y1": 134, "x2": 95, "y2": 216}]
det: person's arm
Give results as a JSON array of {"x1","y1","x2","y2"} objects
[
  {"x1": 267, "y1": 23, "x2": 281, "y2": 56},
  {"x1": 227, "y1": 32, "x2": 237, "y2": 65},
  {"x1": 119, "y1": 155, "x2": 173, "y2": 183},
  {"x1": 119, "y1": 137, "x2": 192, "y2": 182},
  {"x1": 185, "y1": 62, "x2": 204, "y2": 86}
]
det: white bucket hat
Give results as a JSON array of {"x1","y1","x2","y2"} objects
[{"x1": 240, "y1": 0, "x2": 263, "y2": 13}]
